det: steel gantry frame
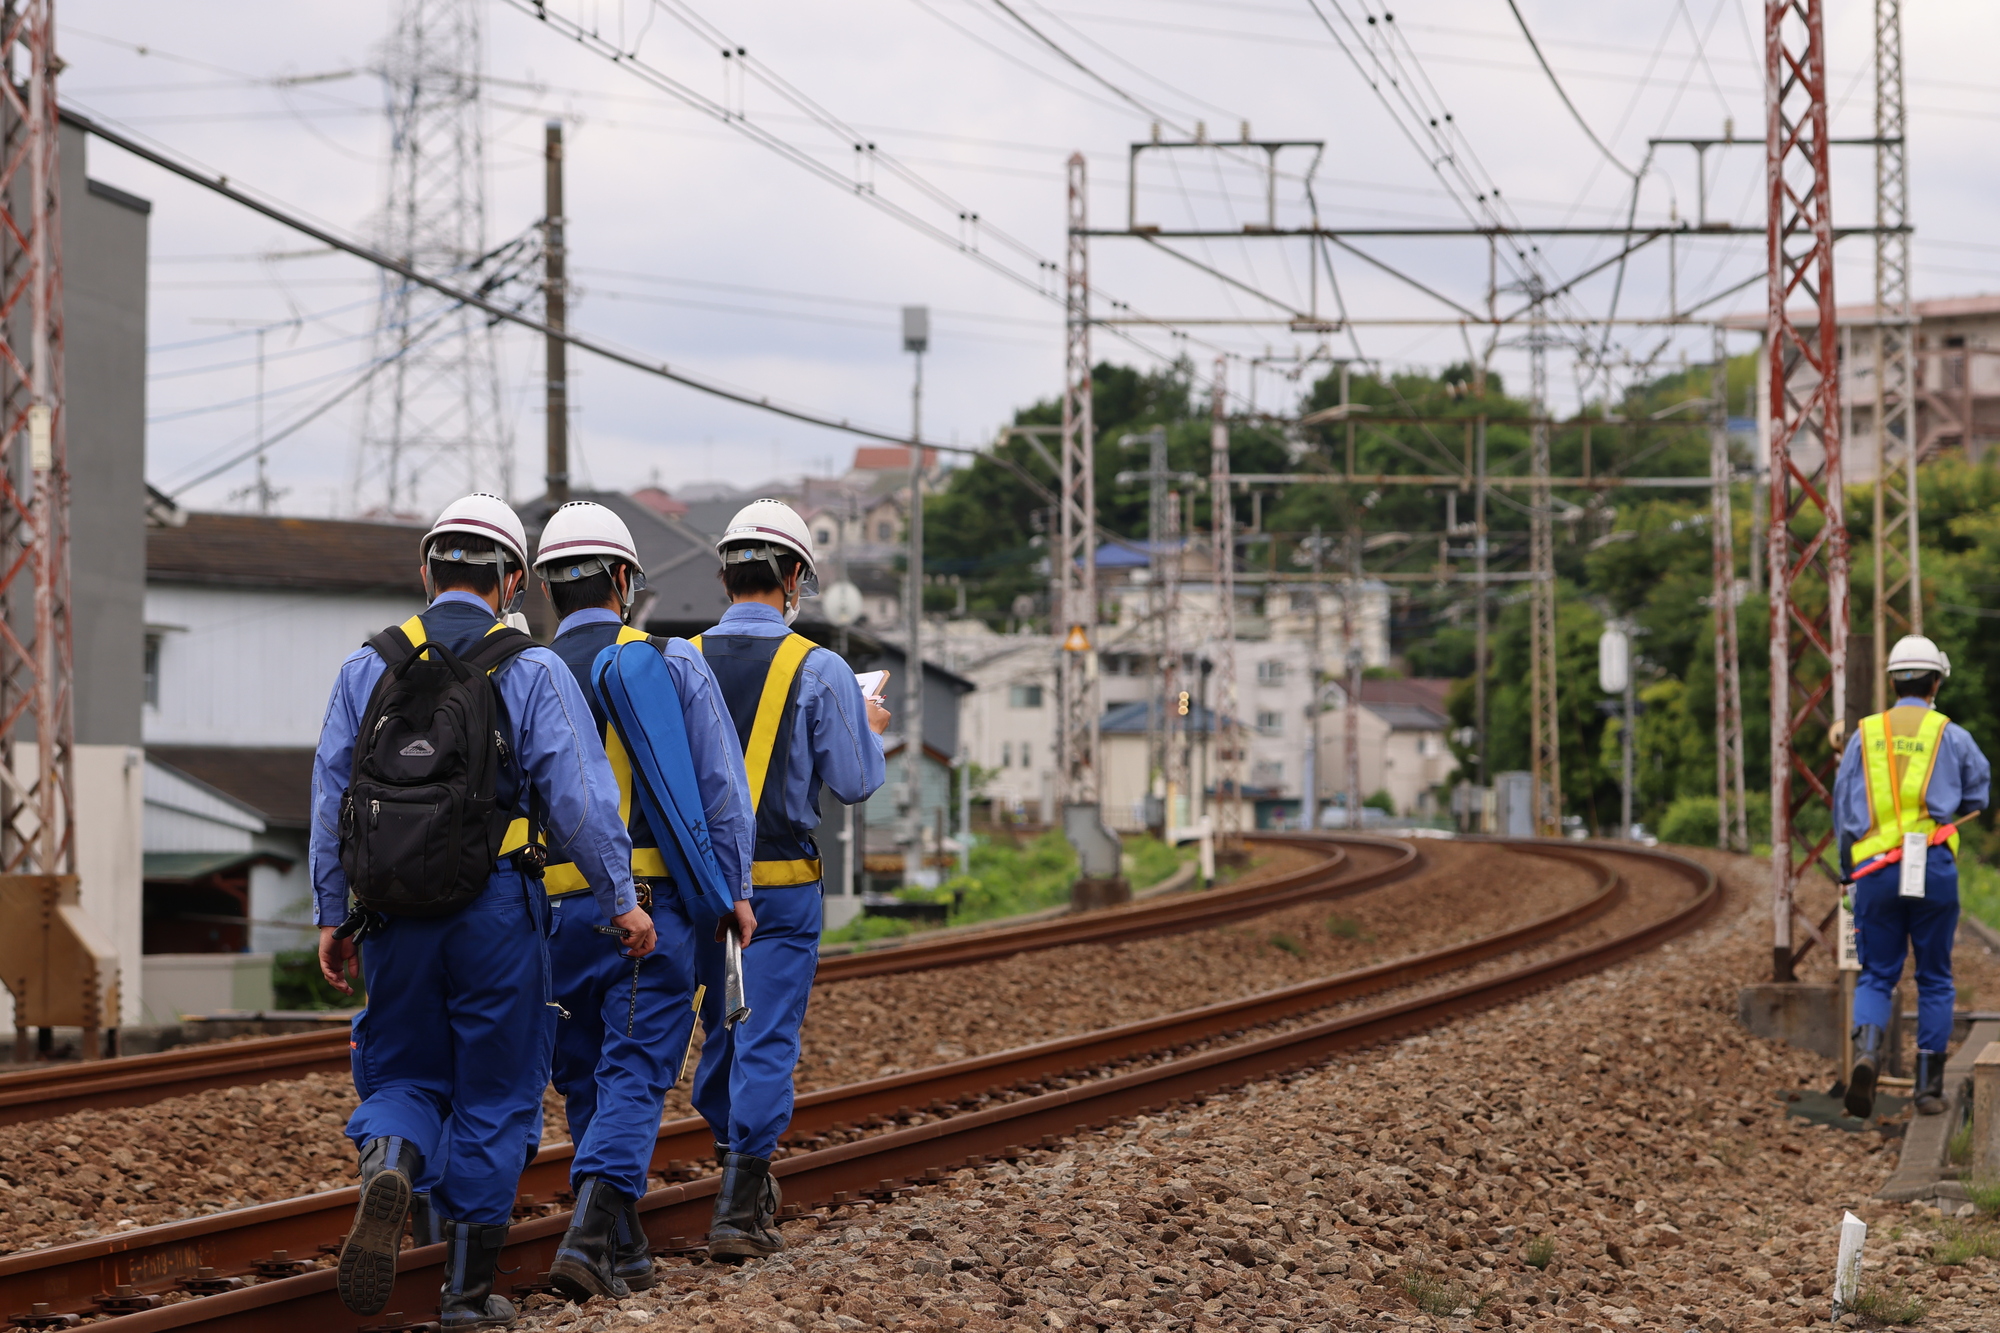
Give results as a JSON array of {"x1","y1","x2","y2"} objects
[
  {"x1": 1766, "y1": 0, "x2": 1849, "y2": 982},
  {"x1": 1056, "y1": 153, "x2": 1102, "y2": 812},
  {"x1": 1871, "y1": 0, "x2": 1919, "y2": 703},
  {"x1": 0, "y1": 0, "x2": 71, "y2": 884}
]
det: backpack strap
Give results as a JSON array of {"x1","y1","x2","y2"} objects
[
  {"x1": 458, "y1": 625, "x2": 536, "y2": 675},
  {"x1": 364, "y1": 614, "x2": 428, "y2": 670}
]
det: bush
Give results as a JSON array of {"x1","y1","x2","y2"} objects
[
  {"x1": 1962, "y1": 859, "x2": 2000, "y2": 936},
  {"x1": 273, "y1": 949, "x2": 364, "y2": 1010},
  {"x1": 1364, "y1": 789, "x2": 1396, "y2": 815},
  {"x1": 1657, "y1": 792, "x2": 1772, "y2": 848}
]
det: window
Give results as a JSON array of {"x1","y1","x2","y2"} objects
[
  {"x1": 1252, "y1": 759, "x2": 1284, "y2": 787},
  {"x1": 1256, "y1": 709, "x2": 1283, "y2": 735},
  {"x1": 1009, "y1": 684, "x2": 1044, "y2": 708},
  {"x1": 877, "y1": 521, "x2": 894, "y2": 541},
  {"x1": 1001, "y1": 741, "x2": 1013, "y2": 768},
  {"x1": 1021, "y1": 743, "x2": 1034, "y2": 770},
  {"x1": 816, "y1": 528, "x2": 833, "y2": 546},
  {"x1": 1289, "y1": 590, "x2": 1315, "y2": 613},
  {"x1": 1257, "y1": 659, "x2": 1286, "y2": 686},
  {"x1": 143, "y1": 633, "x2": 161, "y2": 708}
]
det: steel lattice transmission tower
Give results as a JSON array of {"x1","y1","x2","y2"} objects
[
  {"x1": 1527, "y1": 316, "x2": 1561, "y2": 837},
  {"x1": 0, "y1": 0, "x2": 73, "y2": 886},
  {"x1": 355, "y1": 0, "x2": 512, "y2": 516},
  {"x1": 1055, "y1": 153, "x2": 1101, "y2": 811},
  {"x1": 1765, "y1": 0, "x2": 1849, "y2": 983},
  {"x1": 1871, "y1": 0, "x2": 1918, "y2": 704}
]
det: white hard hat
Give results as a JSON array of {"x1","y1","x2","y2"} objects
[
  {"x1": 536, "y1": 500, "x2": 644, "y2": 581},
  {"x1": 422, "y1": 493, "x2": 530, "y2": 620},
  {"x1": 424, "y1": 492, "x2": 530, "y2": 572},
  {"x1": 716, "y1": 498, "x2": 819, "y2": 592},
  {"x1": 1887, "y1": 634, "x2": 1951, "y2": 679}
]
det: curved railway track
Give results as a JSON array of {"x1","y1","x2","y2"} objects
[
  {"x1": 0, "y1": 837, "x2": 1718, "y2": 1331},
  {"x1": 0, "y1": 834, "x2": 1415, "y2": 1127}
]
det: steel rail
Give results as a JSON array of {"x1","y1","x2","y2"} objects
[
  {"x1": 0, "y1": 841, "x2": 1713, "y2": 1330},
  {"x1": 0, "y1": 836, "x2": 1406, "y2": 1125}
]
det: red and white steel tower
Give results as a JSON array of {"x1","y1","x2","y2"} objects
[{"x1": 1765, "y1": 0, "x2": 1848, "y2": 982}]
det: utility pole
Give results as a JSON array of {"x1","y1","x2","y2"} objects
[
  {"x1": 1871, "y1": 0, "x2": 1919, "y2": 705},
  {"x1": 1528, "y1": 306, "x2": 1561, "y2": 837},
  {"x1": 543, "y1": 119, "x2": 569, "y2": 504},
  {"x1": 903, "y1": 305, "x2": 928, "y2": 888},
  {"x1": 1210, "y1": 357, "x2": 1242, "y2": 852},
  {"x1": 1712, "y1": 327, "x2": 1749, "y2": 852},
  {"x1": 1344, "y1": 524, "x2": 1364, "y2": 831},
  {"x1": 1305, "y1": 525, "x2": 1325, "y2": 831},
  {"x1": 1766, "y1": 0, "x2": 1848, "y2": 982},
  {"x1": 1474, "y1": 414, "x2": 1489, "y2": 805},
  {"x1": 1114, "y1": 428, "x2": 1174, "y2": 828}
]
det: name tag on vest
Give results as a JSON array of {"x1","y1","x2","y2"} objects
[{"x1": 1899, "y1": 832, "x2": 1928, "y2": 899}]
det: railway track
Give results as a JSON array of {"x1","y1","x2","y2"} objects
[
  {"x1": 0, "y1": 838, "x2": 1717, "y2": 1331},
  {"x1": 0, "y1": 834, "x2": 1414, "y2": 1127}
]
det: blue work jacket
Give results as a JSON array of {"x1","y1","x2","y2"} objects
[
  {"x1": 552, "y1": 607, "x2": 755, "y2": 901},
  {"x1": 1833, "y1": 695, "x2": 1991, "y2": 875},
  {"x1": 309, "y1": 591, "x2": 637, "y2": 925},
  {"x1": 697, "y1": 602, "x2": 886, "y2": 863}
]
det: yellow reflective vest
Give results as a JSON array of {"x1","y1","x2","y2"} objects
[{"x1": 1852, "y1": 705, "x2": 1960, "y2": 863}]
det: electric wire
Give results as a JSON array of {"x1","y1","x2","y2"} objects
[{"x1": 1501, "y1": 0, "x2": 1636, "y2": 179}]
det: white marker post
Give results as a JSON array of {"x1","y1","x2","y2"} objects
[{"x1": 1833, "y1": 1210, "x2": 1867, "y2": 1315}]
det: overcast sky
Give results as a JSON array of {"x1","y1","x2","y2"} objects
[{"x1": 59, "y1": 0, "x2": 2000, "y2": 518}]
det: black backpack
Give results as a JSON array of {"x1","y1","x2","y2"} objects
[{"x1": 338, "y1": 623, "x2": 537, "y2": 917}]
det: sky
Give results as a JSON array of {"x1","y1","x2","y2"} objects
[{"x1": 57, "y1": 0, "x2": 2000, "y2": 519}]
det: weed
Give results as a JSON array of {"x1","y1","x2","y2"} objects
[
  {"x1": 1846, "y1": 1282, "x2": 1927, "y2": 1324},
  {"x1": 1268, "y1": 933, "x2": 1306, "y2": 957},
  {"x1": 1930, "y1": 1221, "x2": 2000, "y2": 1266},
  {"x1": 1326, "y1": 914, "x2": 1374, "y2": 941},
  {"x1": 1523, "y1": 1236, "x2": 1556, "y2": 1270},
  {"x1": 1398, "y1": 1268, "x2": 1486, "y2": 1317},
  {"x1": 1949, "y1": 1118, "x2": 1973, "y2": 1165},
  {"x1": 1967, "y1": 1175, "x2": 2000, "y2": 1217}
]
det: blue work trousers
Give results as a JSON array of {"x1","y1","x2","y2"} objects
[
  {"x1": 346, "y1": 869, "x2": 551, "y2": 1226},
  {"x1": 1852, "y1": 850, "x2": 1959, "y2": 1054},
  {"x1": 691, "y1": 884, "x2": 822, "y2": 1159},
  {"x1": 548, "y1": 886, "x2": 702, "y2": 1199}
]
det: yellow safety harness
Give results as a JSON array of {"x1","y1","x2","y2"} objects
[
  {"x1": 1852, "y1": 705, "x2": 1959, "y2": 863},
  {"x1": 692, "y1": 632, "x2": 823, "y2": 886},
  {"x1": 540, "y1": 625, "x2": 674, "y2": 896}
]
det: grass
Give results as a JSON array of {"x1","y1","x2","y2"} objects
[
  {"x1": 1326, "y1": 913, "x2": 1374, "y2": 942},
  {"x1": 1267, "y1": 932, "x2": 1306, "y2": 957},
  {"x1": 821, "y1": 831, "x2": 1192, "y2": 945},
  {"x1": 1949, "y1": 1118, "x2": 1974, "y2": 1166},
  {"x1": 1398, "y1": 1268, "x2": 1487, "y2": 1317},
  {"x1": 1960, "y1": 856, "x2": 2000, "y2": 935},
  {"x1": 1845, "y1": 1283, "x2": 1928, "y2": 1324},
  {"x1": 1522, "y1": 1236, "x2": 1556, "y2": 1270},
  {"x1": 1930, "y1": 1220, "x2": 2000, "y2": 1266},
  {"x1": 1966, "y1": 1175, "x2": 2000, "y2": 1217}
]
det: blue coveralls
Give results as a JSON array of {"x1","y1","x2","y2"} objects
[
  {"x1": 1834, "y1": 695, "x2": 1992, "y2": 1054},
  {"x1": 691, "y1": 602, "x2": 885, "y2": 1159},
  {"x1": 545, "y1": 608, "x2": 753, "y2": 1200},
  {"x1": 310, "y1": 591, "x2": 637, "y2": 1227}
]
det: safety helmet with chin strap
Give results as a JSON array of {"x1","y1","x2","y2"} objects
[
  {"x1": 422, "y1": 493, "x2": 532, "y2": 626},
  {"x1": 536, "y1": 500, "x2": 647, "y2": 613},
  {"x1": 1887, "y1": 634, "x2": 1951, "y2": 681},
  {"x1": 716, "y1": 498, "x2": 819, "y2": 624}
]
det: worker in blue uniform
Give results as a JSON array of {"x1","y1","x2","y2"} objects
[
  {"x1": 1834, "y1": 634, "x2": 1990, "y2": 1120},
  {"x1": 531, "y1": 501, "x2": 755, "y2": 1301},
  {"x1": 692, "y1": 498, "x2": 887, "y2": 1260},
  {"x1": 313, "y1": 494, "x2": 652, "y2": 1331}
]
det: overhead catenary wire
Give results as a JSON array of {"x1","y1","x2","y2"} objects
[{"x1": 1501, "y1": 0, "x2": 1638, "y2": 180}]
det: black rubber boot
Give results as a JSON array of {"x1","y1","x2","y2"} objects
[
  {"x1": 548, "y1": 1176, "x2": 631, "y2": 1303},
  {"x1": 706, "y1": 1153, "x2": 784, "y2": 1260},
  {"x1": 409, "y1": 1190, "x2": 444, "y2": 1247},
  {"x1": 1843, "y1": 1024, "x2": 1886, "y2": 1119},
  {"x1": 438, "y1": 1220, "x2": 517, "y2": 1331},
  {"x1": 1914, "y1": 1050, "x2": 1948, "y2": 1116},
  {"x1": 337, "y1": 1136, "x2": 419, "y2": 1315},
  {"x1": 612, "y1": 1194, "x2": 656, "y2": 1292}
]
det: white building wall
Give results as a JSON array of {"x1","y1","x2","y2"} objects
[
  {"x1": 144, "y1": 584, "x2": 423, "y2": 747},
  {"x1": 958, "y1": 640, "x2": 1056, "y2": 813},
  {"x1": 143, "y1": 759, "x2": 263, "y2": 852}
]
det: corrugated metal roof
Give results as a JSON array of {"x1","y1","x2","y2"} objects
[{"x1": 147, "y1": 512, "x2": 425, "y2": 593}]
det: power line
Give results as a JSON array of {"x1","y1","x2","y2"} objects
[{"x1": 1502, "y1": 0, "x2": 1637, "y2": 179}]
